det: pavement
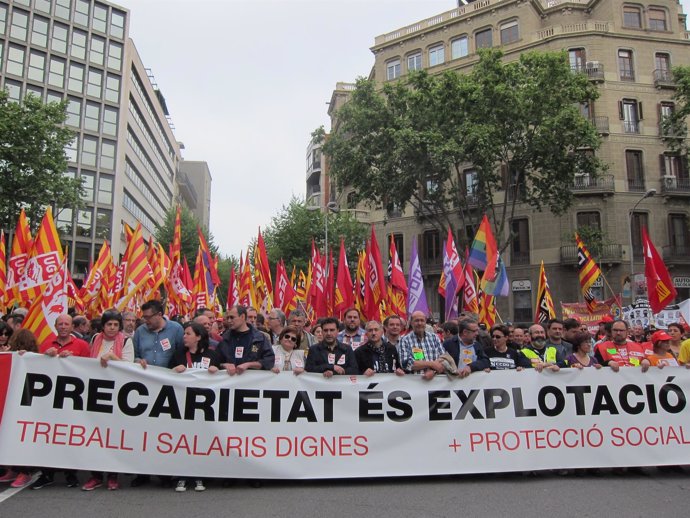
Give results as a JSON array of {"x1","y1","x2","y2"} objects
[{"x1": 0, "y1": 468, "x2": 688, "y2": 518}]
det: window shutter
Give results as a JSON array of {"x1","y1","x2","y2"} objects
[
  {"x1": 638, "y1": 101, "x2": 644, "y2": 120},
  {"x1": 618, "y1": 100, "x2": 624, "y2": 120},
  {"x1": 659, "y1": 154, "x2": 667, "y2": 176}
]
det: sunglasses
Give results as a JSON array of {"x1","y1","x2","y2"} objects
[
  {"x1": 492, "y1": 335, "x2": 505, "y2": 339},
  {"x1": 283, "y1": 335, "x2": 298, "y2": 343},
  {"x1": 0, "y1": 332, "x2": 11, "y2": 336}
]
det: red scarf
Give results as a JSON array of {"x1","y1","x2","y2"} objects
[{"x1": 90, "y1": 332, "x2": 126, "y2": 359}]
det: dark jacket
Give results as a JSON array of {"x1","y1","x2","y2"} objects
[
  {"x1": 218, "y1": 324, "x2": 275, "y2": 370},
  {"x1": 355, "y1": 341, "x2": 402, "y2": 374},
  {"x1": 305, "y1": 341, "x2": 358, "y2": 375},
  {"x1": 442, "y1": 335, "x2": 490, "y2": 372}
]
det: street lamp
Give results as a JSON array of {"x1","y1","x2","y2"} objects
[{"x1": 628, "y1": 188, "x2": 656, "y2": 299}]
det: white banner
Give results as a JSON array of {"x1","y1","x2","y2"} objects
[{"x1": 1, "y1": 353, "x2": 689, "y2": 478}]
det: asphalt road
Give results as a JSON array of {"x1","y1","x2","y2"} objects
[{"x1": 1, "y1": 468, "x2": 688, "y2": 518}]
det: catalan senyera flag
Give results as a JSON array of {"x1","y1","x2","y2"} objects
[
  {"x1": 364, "y1": 226, "x2": 385, "y2": 322},
  {"x1": 0, "y1": 231, "x2": 6, "y2": 314},
  {"x1": 295, "y1": 268, "x2": 308, "y2": 306},
  {"x1": 469, "y1": 215, "x2": 498, "y2": 281},
  {"x1": 575, "y1": 232, "x2": 602, "y2": 313},
  {"x1": 478, "y1": 291, "x2": 496, "y2": 328},
  {"x1": 642, "y1": 226, "x2": 677, "y2": 314},
  {"x1": 238, "y1": 252, "x2": 254, "y2": 308},
  {"x1": 23, "y1": 256, "x2": 69, "y2": 345},
  {"x1": 115, "y1": 224, "x2": 154, "y2": 311},
  {"x1": 171, "y1": 206, "x2": 182, "y2": 264},
  {"x1": 535, "y1": 260, "x2": 556, "y2": 324},
  {"x1": 255, "y1": 230, "x2": 273, "y2": 294},
  {"x1": 5, "y1": 208, "x2": 32, "y2": 307},
  {"x1": 18, "y1": 207, "x2": 63, "y2": 303},
  {"x1": 386, "y1": 234, "x2": 408, "y2": 318},
  {"x1": 334, "y1": 238, "x2": 354, "y2": 319},
  {"x1": 354, "y1": 249, "x2": 366, "y2": 318},
  {"x1": 81, "y1": 241, "x2": 113, "y2": 313},
  {"x1": 192, "y1": 246, "x2": 210, "y2": 311}
]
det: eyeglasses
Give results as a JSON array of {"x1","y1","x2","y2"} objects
[
  {"x1": 0, "y1": 331, "x2": 11, "y2": 336},
  {"x1": 141, "y1": 312, "x2": 161, "y2": 320},
  {"x1": 283, "y1": 335, "x2": 297, "y2": 343},
  {"x1": 492, "y1": 335, "x2": 505, "y2": 339}
]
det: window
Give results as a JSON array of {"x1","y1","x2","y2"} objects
[
  {"x1": 56, "y1": 0, "x2": 72, "y2": 21},
  {"x1": 464, "y1": 169, "x2": 478, "y2": 202},
  {"x1": 659, "y1": 102, "x2": 675, "y2": 137},
  {"x1": 422, "y1": 230, "x2": 441, "y2": 262},
  {"x1": 47, "y1": 91, "x2": 62, "y2": 104},
  {"x1": 65, "y1": 138, "x2": 78, "y2": 162},
  {"x1": 48, "y1": 57, "x2": 66, "y2": 88},
  {"x1": 35, "y1": 0, "x2": 51, "y2": 13},
  {"x1": 569, "y1": 48, "x2": 586, "y2": 72},
  {"x1": 28, "y1": 51, "x2": 46, "y2": 82},
  {"x1": 668, "y1": 214, "x2": 689, "y2": 255},
  {"x1": 6, "y1": 46, "x2": 25, "y2": 77},
  {"x1": 618, "y1": 49, "x2": 634, "y2": 81},
  {"x1": 425, "y1": 178, "x2": 439, "y2": 197},
  {"x1": 66, "y1": 98, "x2": 81, "y2": 127},
  {"x1": 630, "y1": 212, "x2": 648, "y2": 256},
  {"x1": 87, "y1": 69, "x2": 103, "y2": 98},
  {"x1": 386, "y1": 59, "x2": 401, "y2": 80},
  {"x1": 84, "y1": 102, "x2": 100, "y2": 132},
  {"x1": 500, "y1": 21, "x2": 519, "y2": 45},
  {"x1": 51, "y1": 24, "x2": 69, "y2": 54},
  {"x1": 31, "y1": 17, "x2": 49, "y2": 47},
  {"x1": 68, "y1": 63, "x2": 84, "y2": 93},
  {"x1": 101, "y1": 140, "x2": 116, "y2": 170},
  {"x1": 390, "y1": 234, "x2": 404, "y2": 265},
  {"x1": 660, "y1": 154, "x2": 688, "y2": 180},
  {"x1": 56, "y1": 208, "x2": 73, "y2": 236},
  {"x1": 82, "y1": 136, "x2": 98, "y2": 167},
  {"x1": 76, "y1": 209, "x2": 93, "y2": 238},
  {"x1": 90, "y1": 36, "x2": 105, "y2": 65},
  {"x1": 625, "y1": 150, "x2": 645, "y2": 191},
  {"x1": 105, "y1": 75, "x2": 121, "y2": 103},
  {"x1": 407, "y1": 52, "x2": 422, "y2": 72},
  {"x1": 428, "y1": 44, "x2": 445, "y2": 67},
  {"x1": 98, "y1": 174, "x2": 114, "y2": 204},
  {"x1": 451, "y1": 36, "x2": 468, "y2": 59},
  {"x1": 111, "y1": 10, "x2": 126, "y2": 39},
  {"x1": 620, "y1": 99, "x2": 642, "y2": 133},
  {"x1": 74, "y1": 244, "x2": 91, "y2": 277},
  {"x1": 648, "y1": 8, "x2": 667, "y2": 31},
  {"x1": 80, "y1": 171, "x2": 95, "y2": 202},
  {"x1": 108, "y1": 42, "x2": 122, "y2": 70},
  {"x1": 26, "y1": 85, "x2": 42, "y2": 98},
  {"x1": 10, "y1": 10, "x2": 28, "y2": 41},
  {"x1": 5, "y1": 81, "x2": 22, "y2": 102},
  {"x1": 96, "y1": 209, "x2": 112, "y2": 239},
  {"x1": 513, "y1": 290, "x2": 532, "y2": 322},
  {"x1": 70, "y1": 30, "x2": 87, "y2": 60},
  {"x1": 103, "y1": 107, "x2": 118, "y2": 136},
  {"x1": 0, "y1": 5, "x2": 6, "y2": 36},
  {"x1": 75, "y1": 0, "x2": 90, "y2": 26},
  {"x1": 577, "y1": 211, "x2": 601, "y2": 230},
  {"x1": 510, "y1": 218, "x2": 530, "y2": 265},
  {"x1": 93, "y1": 4, "x2": 108, "y2": 33},
  {"x1": 623, "y1": 5, "x2": 642, "y2": 28},
  {"x1": 476, "y1": 28, "x2": 493, "y2": 49},
  {"x1": 655, "y1": 52, "x2": 671, "y2": 83}
]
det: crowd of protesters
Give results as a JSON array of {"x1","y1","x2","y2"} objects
[{"x1": 1, "y1": 302, "x2": 689, "y2": 491}]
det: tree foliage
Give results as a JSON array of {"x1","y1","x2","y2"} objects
[
  {"x1": 154, "y1": 205, "x2": 218, "y2": 267},
  {"x1": 262, "y1": 196, "x2": 368, "y2": 273},
  {"x1": 662, "y1": 65, "x2": 690, "y2": 159},
  {"x1": 323, "y1": 49, "x2": 604, "y2": 249},
  {"x1": 0, "y1": 91, "x2": 84, "y2": 232}
]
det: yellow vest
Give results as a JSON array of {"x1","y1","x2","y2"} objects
[{"x1": 521, "y1": 346, "x2": 557, "y2": 364}]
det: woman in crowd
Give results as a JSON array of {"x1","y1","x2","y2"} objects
[
  {"x1": 81, "y1": 311, "x2": 134, "y2": 491},
  {"x1": 567, "y1": 332, "x2": 601, "y2": 369},
  {"x1": 171, "y1": 322, "x2": 220, "y2": 492},
  {"x1": 0, "y1": 321, "x2": 13, "y2": 352},
  {"x1": 311, "y1": 323, "x2": 323, "y2": 343},
  {"x1": 666, "y1": 323, "x2": 684, "y2": 359},
  {"x1": 484, "y1": 324, "x2": 530, "y2": 371},
  {"x1": 271, "y1": 326, "x2": 306, "y2": 374},
  {"x1": 0, "y1": 329, "x2": 38, "y2": 488},
  {"x1": 646, "y1": 330, "x2": 678, "y2": 367}
]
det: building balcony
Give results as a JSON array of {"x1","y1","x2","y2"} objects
[
  {"x1": 623, "y1": 120, "x2": 640, "y2": 134},
  {"x1": 572, "y1": 173, "x2": 615, "y2": 194},
  {"x1": 591, "y1": 116, "x2": 609, "y2": 135},
  {"x1": 654, "y1": 69, "x2": 675, "y2": 89},
  {"x1": 419, "y1": 255, "x2": 443, "y2": 273},
  {"x1": 511, "y1": 250, "x2": 531, "y2": 266},
  {"x1": 415, "y1": 200, "x2": 446, "y2": 217},
  {"x1": 561, "y1": 244, "x2": 623, "y2": 265},
  {"x1": 663, "y1": 245, "x2": 690, "y2": 264},
  {"x1": 571, "y1": 62, "x2": 605, "y2": 82},
  {"x1": 660, "y1": 176, "x2": 690, "y2": 196},
  {"x1": 627, "y1": 178, "x2": 646, "y2": 192}
]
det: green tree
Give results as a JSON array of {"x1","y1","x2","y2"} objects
[
  {"x1": 0, "y1": 91, "x2": 84, "y2": 232},
  {"x1": 323, "y1": 49, "x2": 603, "y2": 249},
  {"x1": 154, "y1": 205, "x2": 218, "y2": 268},
  {"x1": 262, "y1": 196, "x2": 368, "y2": 273},
  {"x1": 662, "y1": 65, "x2": 690, "y2": 160}
]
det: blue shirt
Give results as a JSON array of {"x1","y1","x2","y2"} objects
[{"x1": 133, "y1": 318, "x2": 184, "y2": 367}]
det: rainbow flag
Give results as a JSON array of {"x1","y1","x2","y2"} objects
[{"x1": 468, "y1": 215, "x2": 498, "y2": 281}]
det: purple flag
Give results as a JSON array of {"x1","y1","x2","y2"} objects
[
  {"x1": 442, "y1": 241, "x2": 459, "y2": 321},
  {"x1": 406, "y1": 236, "x2": 429, "y2": 317}
]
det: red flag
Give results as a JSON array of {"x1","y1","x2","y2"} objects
[
  {"x1": 238, "y1": 252, "x2": 254, "y2": 307},
  {"x1": 364, "y1": 226, "x2": 385, "y2": 322},
  {"x1": 334, "y1": 238, "x2": 354, "y2": 318},
  {"x1": 274, "y1": 259, "x2": 297, "y2": 313},
  {"x1": 171, "y1": 206, "x2": 182, "y2": 264},
  {"x1": 387, "y1": 234, "x2": 407, "y2": 317},
  {"x1": 23, "y1": 256, "x2": 69, "y2": 345},
  {"x1": 309, "y1": 240, "x2": 327, "y2": 318},
  {"x1": 81, "y1": 241, "x2": 113, "y2": 314},
  {"x1": 462, "y1": 249, "x2": 479, "y2": 314},
  {"x1": 325, "y1": 249, "x2": 335, "y2": 317},
  {"x1": 227, "y1": 264, "x2": 239, "y2": 310},
  {"x1": 18, "y1": 208, "x2": 63, "y2": 303},
  {"x1": 642, "y1": 227, "x2": 677, "y2": 313}
]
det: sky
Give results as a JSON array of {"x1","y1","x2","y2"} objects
[
  {"x1": 123, "y1": 0, "x2": 452, "y2": 258},
  {"x1": 123, "y1": 0, "x2": 690, "y2": 258}
]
